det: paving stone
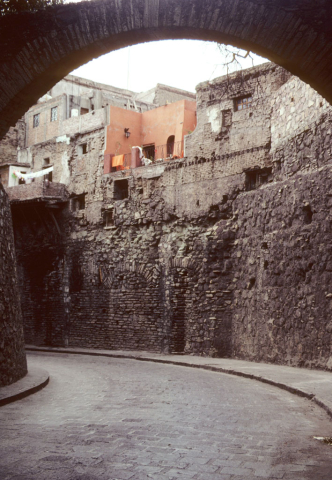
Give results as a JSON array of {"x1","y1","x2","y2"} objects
[{"x1": 1, "y1": 352, "x2": 332, "y2": 480}]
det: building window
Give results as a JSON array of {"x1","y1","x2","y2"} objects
[
  {"x1": 245, "y1": 167, "x2": 272, "y2": 191},
  {"x1": 72, "y1": 194, "x2": 86, "y2": 211},
  {"x1": 18, "y1": 171, "x2": 26, "y2": 185},
  {"x1": 33, "y1": 114, "x2": 40, "y2": 128},
  {"x1": 143, "y1": 144, "x2": 155, "y2": 162},
  {"x1": 104, "y1": 209, "x2": 114, "y2": 227},
  {"x1": 81, "y1": 108, "x2": 89, "y2": 116},
  {"x1": 78, "y1": 143, "x2": 88, "y2": 155},
  {"x1": 235, "y1": 95, "x2": 253, "y2": 111},
  {"x1": 50, "y1": 107, "x2": 58, "y2": 122},
  {"x1": 114, "y1": 179, "x2": 129, "y2": 200},
  {"x1": 43, "y1": 158, "x2": 52, "y2": 182}
]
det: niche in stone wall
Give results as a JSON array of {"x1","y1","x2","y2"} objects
[{"x1": 169, "y1": 267, "x2": 191, "y2": 354}]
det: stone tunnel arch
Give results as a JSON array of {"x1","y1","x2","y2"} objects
[{"x1": 1, "y1": 0, "x2": 332, "y2": 140}]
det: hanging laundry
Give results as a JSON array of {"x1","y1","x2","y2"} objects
[
  {"x1": 13, "y1": 166, "x2": 53, "y2": 180},
  {"x1": 131, "y1": 146, "x2": 143, "y2": 159},
  {"x1": 112, "y1": 155, "x2": 125, "y2": 167}
]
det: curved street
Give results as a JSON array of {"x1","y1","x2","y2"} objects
[{"x1": 1, "y1": 352, "x2": 332, "y2": 480}]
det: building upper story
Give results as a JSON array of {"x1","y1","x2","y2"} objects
[
  {"x1": 2, "y1": 62, "x2": 332, "y2": 217},
  {"x1": 0, "y1": 75, "x2": 197, "y2": 192}
]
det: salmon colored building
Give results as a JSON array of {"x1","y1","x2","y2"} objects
[{"x1": 104, "y1": 100, "x2": 196, "y2": 172}]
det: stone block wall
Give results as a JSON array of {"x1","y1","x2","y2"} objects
[
  {"x1": 0, "y1": 184, "x2": 27, "y2": 387},
  {"x1": 230, "y1": 168, "x2": 332, "y2": 369},
  {"x1": 11, "y1": 152, "x2": 332, "y2": 368},
  {"x1": 270, "y1": 76, "x2": 332, "y2": 179},
  {"x1": 12, "y1": 201, "x2": 68, "y2": 347},
  {"x1": 6, "y1": 63, "x2": 332, "y2": 370}
]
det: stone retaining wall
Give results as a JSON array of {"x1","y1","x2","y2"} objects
[{"x1": 0, "y1": 184, "x2": 27, "y2": 387}]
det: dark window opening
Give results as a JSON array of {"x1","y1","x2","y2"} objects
[
  {"x1": 43, "y1": 170, "x2": 52, "y2": 182},
  {"x1": 143, "y1": 144, "x2": 155, "y2": 161},
  {"x1": 235, "y1": 95, "x2": 253, "y2": 111},
  {"x1": 50, "y1": 107, "x2": 58, "y2": 122},
  {"x1": 303, "y1": 204, "x2": 313, "y2": 224},
  {"x1": 167, "y1": 135, "x2": 175, "y2": 156},
  {"x1": 33, "y1": 113, "x2": 40, "y2": 128},
  {"x1": 114, "y1": 179, "x2": 129, "y2": 200},
  {"x1": 79, "y1": 143, "x2": 87, "y2": 155},
  {"x1": 105, "y1": 209, "x2": 114, "y2": 227},
  {"x1": 72, "y1": 194, "x2": 86, "y2": 211},
  {"x1": 170, "y1": 269, "x2": 188, "y2": 354},
  {"x1": 18, "y1": 172, "x2": 26, "y2": 185},
  {"x1": 245, "y1": 167, "x2": 272, "y2": 191},
  {"x1": 81, "y1": 107, "x2": 89, "y2": 115},
  {"x1": 43, "y1": 158, "x2": 52, "y2": 182}
]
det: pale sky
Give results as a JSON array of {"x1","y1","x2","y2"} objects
[{"x1": 71, "y1": 40, "x2": 268, "y2": 94}]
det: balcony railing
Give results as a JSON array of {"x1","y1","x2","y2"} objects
[
  {"x1": 154, "y1": 141, "x2": 184, "y2": 161},
  {"x1": 108, "y1": 140, "x2": 184, "y2": 172}
]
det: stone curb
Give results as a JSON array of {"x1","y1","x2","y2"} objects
[
  {"x1": 0, "y1": 366, "x2": 49, "y2": 407},
  {"x1": 26, "y1": 346, "x2": 332, "y2": 419}
]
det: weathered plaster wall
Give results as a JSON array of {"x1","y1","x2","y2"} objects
[
  {"x1": 0, "y1": 184, "x2": 27, "y2": 387},
  {"x1": 106, "y1": 106, "x2": 142, "y2": 156},
  {"x1": 0, "y1": 121, "x2": 25, "y2": 165},
  {"x1": 142, "y1": 100, "x2": 196, "y2": 147},
  {"x1": 185, "y1": 63, "x2": 291, "y2": 162},
  {"x1": 104, "y1": 101, "x2": 197, "y2": 158}
]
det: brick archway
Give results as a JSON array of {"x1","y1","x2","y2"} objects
[{"x1": 1, "y1": 0, "x2": 332, "y2": 139}]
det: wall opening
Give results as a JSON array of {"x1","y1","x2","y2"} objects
[
  {"x1": 72, "y1": 194, "x2": 86, "y2": 211},
  {"x1": 114, "y1": 179, "x2": 129, "y2": 200},
  {"x1": 245, "y1": 167, "x2": 272, "y2": 191},
  {"x1": 78, "y1": 143, "x2": 88, "y2": 155},
  {"x1": 143, "y1": 144, "x2": 155, "y2": 161},
  {"x1": 104, "y1": 209, "x2": 114, "y2": 227},
  {"x1": 170, "y1": 268, "x2": 189, "y2": 354},
  {"x1": 166, "y1": 135, "x2": 175, "y2": 156}
]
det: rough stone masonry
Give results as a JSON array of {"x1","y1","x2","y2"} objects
[
  {"x1": 3, "y1": 62, "x2": 332, "y2": 372},
  {"x1": 0, "y1": 182, "x2": 27, "y2": 387}
]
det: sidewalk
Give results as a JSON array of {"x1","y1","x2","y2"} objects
[
  {"x1": 20, "y1": 345, "x2": 332, "y2": 419},
  {"x1": 0, "y1": 366, "x2": 49, "y2": 407}
]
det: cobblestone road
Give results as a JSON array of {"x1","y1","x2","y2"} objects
[{"x1": 1, "y1": 352, "x2": 332, "y2": 480}]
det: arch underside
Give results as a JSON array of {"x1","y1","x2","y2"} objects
[{"x1": 1, "y1": 0, "x2": 332, "y2": 138}]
